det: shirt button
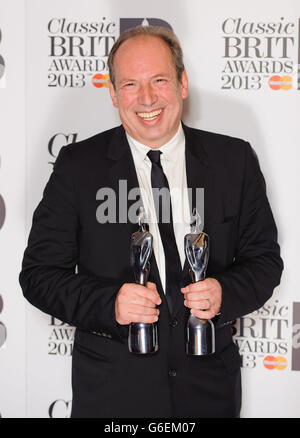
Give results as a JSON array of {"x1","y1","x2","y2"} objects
[
  {"x1": 168, "y1": 369, "x2": 177, "y2": 377},
  {"x1": 170, "y1": 318, "x2": 178, "y2": 328}
]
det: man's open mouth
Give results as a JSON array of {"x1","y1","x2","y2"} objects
[{"x1": 137, "y1": 109, "x2": 162, "y2": 121}]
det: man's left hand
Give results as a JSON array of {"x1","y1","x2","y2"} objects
[{"x1": 181, "y1": 278, "x2": 222, "y2": 319}]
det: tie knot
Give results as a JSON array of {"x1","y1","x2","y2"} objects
[{"x1": 147, "y1": 149, "x2": 162, "y2": 165}]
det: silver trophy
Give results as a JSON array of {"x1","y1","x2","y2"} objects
[
  {"x1": 128, "y1": 207, "x2": 158, "y2": 354},
  {"x1": 184, "y1": 209, "x2": 215, "y2": 355}
]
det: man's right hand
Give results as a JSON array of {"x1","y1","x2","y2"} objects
[{"x1": 115, "y1": 282, "x2": 161, "y2": 325}]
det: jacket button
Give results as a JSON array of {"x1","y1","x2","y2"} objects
[
  {"x1": 168, "y1": 369, "x2": 177, "y2": 377},
  {"x1": 170, "y1": 318, "x2": 178, "y2": 328}
]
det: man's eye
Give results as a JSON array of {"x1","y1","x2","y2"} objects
[{"x1": 124, "y1": 82, "x2": 135, "y2": 87}]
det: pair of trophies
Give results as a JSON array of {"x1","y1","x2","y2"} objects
[{"x1": 129, "y1": 207, "x2": 215, "y2": 356}]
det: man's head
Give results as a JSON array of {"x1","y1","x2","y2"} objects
[
  {"x1": 108, "y1": 26, "x2": 188, "y2": 148},
  {"x1": 108, "y1": 26, "x2": 185, "y2": 88}
]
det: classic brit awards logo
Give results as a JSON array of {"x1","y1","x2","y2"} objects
[
  {"x1": 221, "y1": 17, "x2": 300, "y2": 91},
  {"x1": 48, "y1": 399, "x2": 72, "y2": 418},
  {"x1": 234, "y1": 298, "x2": 300, "y2": 371},
  {"x1": 47, "y1": 17, "x2": 172, "y2": 88},
  {"x1": 48, "y1": 316, "x2": 75, "y2": 357},
  {"x1": 233, "y1": 298, "x2": 289, "y2": 369},
  {"x1": 47, "y1": 17, "x2": 115, "y2": 88},
  {"x1": 48, "y1": 132, "x2": 78, "y2": 166}
]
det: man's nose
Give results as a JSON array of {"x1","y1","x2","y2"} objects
[{"x1": 138, "y1": 83, "x2": 157, "y2": 106}]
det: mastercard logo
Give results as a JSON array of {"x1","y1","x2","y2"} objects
[
  {"x1": 263, "y1": 355, "x2": 288, "y2": 370},
  {"x1": 92, "y1": 73, "x2": 109, "y2": 88},
  {"x1": 268, "y1": 75, "x2": 292, "y2": 91}
]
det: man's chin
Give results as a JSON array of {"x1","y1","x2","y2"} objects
[
  {"x1": 123, "y1": 118, "x2": 179, "y2": 147},
  {"x1": 125, "y1": 127, "x2": 164, "y2": 146},
  {"x1": 136, "y1": 134, "x2": 170, "y2": 148}
]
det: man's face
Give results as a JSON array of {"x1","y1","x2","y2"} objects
[{"x1": 109, "y1": 35, "x2": 188, "y2": 148}]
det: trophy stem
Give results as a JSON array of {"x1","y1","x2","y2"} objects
[
  {"x1": 128, "y1": 322, "x2": 158, "y2": 354},
  {"x1": 186, "y1": 314, "x2": 215, "y2": 356},
  {"x1": 184, "y1": 230, "x2": 215, "y2": 356},
  {"x1": 129, "y1": 218, "x2": 158, "y2": 354}
]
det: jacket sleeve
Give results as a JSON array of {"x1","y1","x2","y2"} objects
[
  {"x1": 212, "y1": 142, "x2": 284, "y2": 325},
  {"x1": 19, "y1": 145, "x2": 126, "y2": 341}
]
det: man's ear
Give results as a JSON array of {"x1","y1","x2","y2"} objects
[
  {"x1": 108, "y1": 79, "x2": 118, "y2": 108},
  {"x1": 181, "y1": 70, "x2": 188, "y2": 100}
]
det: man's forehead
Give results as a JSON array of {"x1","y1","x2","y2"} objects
[
  {"x1": 114, "y1": 34, "x2": 172, "y2": 60},
  {"x1": 112, "y1": 34, "x2": 175, "y2": 81}
]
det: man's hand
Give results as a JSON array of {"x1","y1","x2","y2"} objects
[
  {"x1": 115, "y1": 282, "x2": 161, "y2": 325},
  {"x1": 181, "y1": 278, "x2": 222, "y2": 319}
]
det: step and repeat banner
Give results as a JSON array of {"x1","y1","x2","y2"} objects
[{"x1": 0, "y1": 0, "x2": 299, "y2": 418}]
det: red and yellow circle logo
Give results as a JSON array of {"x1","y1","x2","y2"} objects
[
  {"x1": 263, "y1": 355, "x2": 287, "y2": 370},
  {"x1": 92, "y1": 73, "x2": 109, "y2": 88},
  {"x1": 268, "y1": 75, "x2": 292, "y2": 90}
]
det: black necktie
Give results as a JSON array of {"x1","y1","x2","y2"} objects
[{"x1": 147, "y1": 150, "x2": 182, "y2": 314}]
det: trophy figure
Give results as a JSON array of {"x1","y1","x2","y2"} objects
[
  {"x1": 184, "y1": 209, "x2": 215, "y2": 356},
  {"x1": 128, "y1": 207, "x2": 158, "y2": 354}
]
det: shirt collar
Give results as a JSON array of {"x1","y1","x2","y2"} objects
[{"x1": 126, "y1": 123, "x2": 185, "y2": 165}]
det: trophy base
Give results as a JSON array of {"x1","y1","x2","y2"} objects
[
  {"x1": 186, "y1": 315, "x2": 215, "y2": 356},
  {"x1": 128, "y1": 323, "x2": 158, "y2": 354}
]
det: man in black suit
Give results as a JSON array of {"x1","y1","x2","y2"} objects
[{"x1": 20, "y1": 26, "x2": 283, "y2": 418}]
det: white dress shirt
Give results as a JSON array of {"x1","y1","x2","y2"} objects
[{"x1": 126, "y1": 123, "x2": 191, "y2": 293}]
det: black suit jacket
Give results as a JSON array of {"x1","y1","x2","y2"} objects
[{"x1": 19, "y1": 124, "x2": 283, "y2": 418}]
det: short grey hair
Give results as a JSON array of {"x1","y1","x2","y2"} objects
[{"x1": 108, "y1": 25, "x2": 185, "y2": 88}]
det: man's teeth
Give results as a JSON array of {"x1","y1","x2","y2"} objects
[{"x1": 137, "y1": 109, "x2": 162, "y2": 120}]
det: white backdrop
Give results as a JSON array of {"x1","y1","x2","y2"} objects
[{"x1": 0, "y1": 0, "x2": 299, "y2": 418}]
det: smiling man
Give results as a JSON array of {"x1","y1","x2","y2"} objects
[
  {"x1": 20, "y1": 26, "x2": 283, "y2": 418},
  {"x1": 108, "y1": 32, "x2": 188, "y2": 149}
]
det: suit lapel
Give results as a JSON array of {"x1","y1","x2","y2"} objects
[
  {"x1": 106, "y1": 125, "x2": 141, "y2": 232},
  {"x1": 183, "y1": 123, "x2": 216, "y2": 228}
]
